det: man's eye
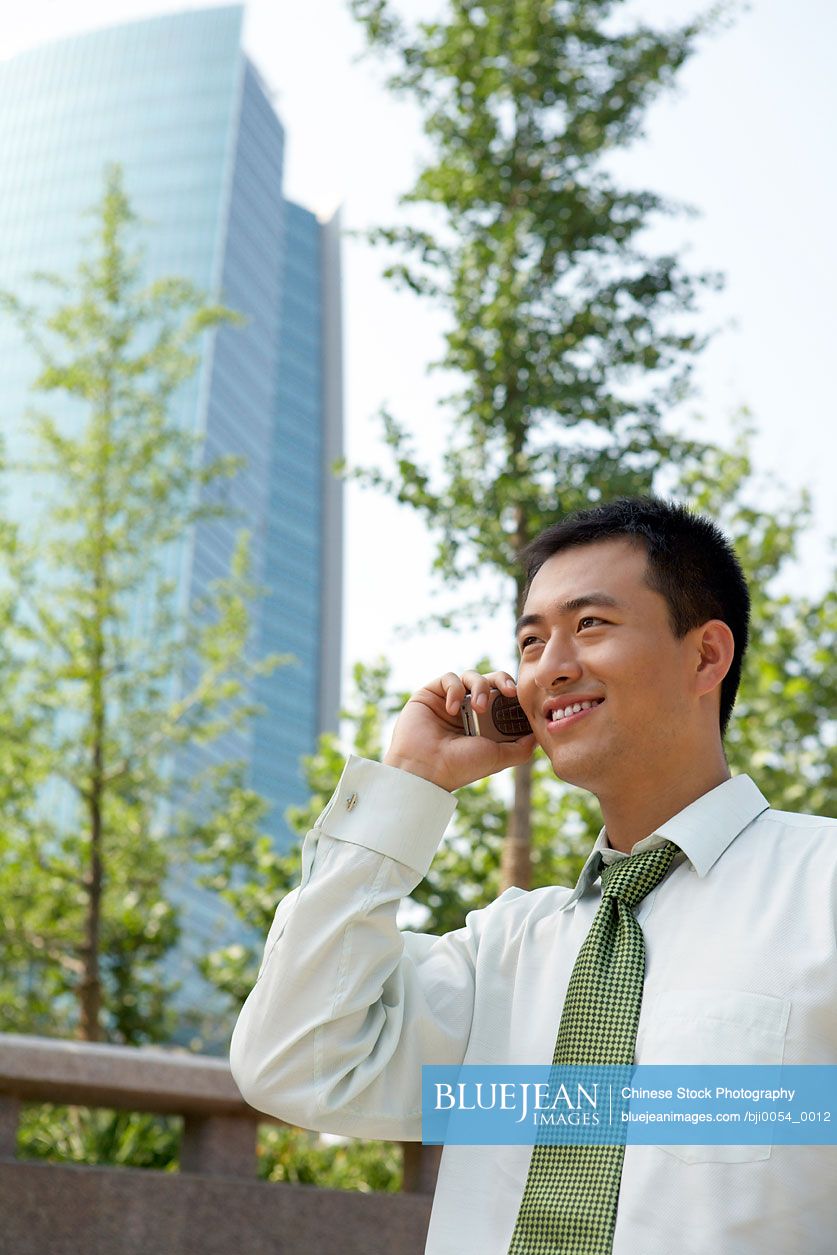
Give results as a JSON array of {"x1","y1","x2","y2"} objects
[{"x1": 520, "y1": 620, "x2": 604, "y2": 649}]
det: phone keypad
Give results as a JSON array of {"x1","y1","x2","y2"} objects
[{"x1": 490, "y1": 695, "x2": 532, "y2": 737}]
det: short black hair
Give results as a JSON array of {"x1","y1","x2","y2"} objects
[{"x1": 519, "y1": 496, "x2": 750, "y2": 739}]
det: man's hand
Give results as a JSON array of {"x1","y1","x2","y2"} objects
[{"x1": 383, "y1": 669, "x2": 537, "y2": 792}]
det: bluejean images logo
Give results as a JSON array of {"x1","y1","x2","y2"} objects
[
  {"x1": 434, "y1": 1076, "x2": 602, "y2": 1127},
  {"x1": 421, "y1": 1065, "x2": 837, "y2": 1146}
]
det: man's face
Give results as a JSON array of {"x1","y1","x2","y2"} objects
[{"x1": 515, "y1": 537, "x2": 703, "y2": 794}]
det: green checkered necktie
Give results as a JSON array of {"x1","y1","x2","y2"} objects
[{"x1": 508, "y1": 839, "x2": 681, "y2": 1255}]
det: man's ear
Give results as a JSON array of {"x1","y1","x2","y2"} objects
[{"x1": 694, "y1": 619, "x2": 735, "y2": 697}]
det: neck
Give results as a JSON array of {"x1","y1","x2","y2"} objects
[{"x1": 598, "y1": 752, "x2": 731, "y2": 854}]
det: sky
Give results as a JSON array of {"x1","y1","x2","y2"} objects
[{"x1": 2, "y1": 0, "x2": 835, "y2": 725}]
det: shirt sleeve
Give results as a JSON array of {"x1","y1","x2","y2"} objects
[{"x1": 228, "y1": 754, "x2": 496, "y2": 1141}]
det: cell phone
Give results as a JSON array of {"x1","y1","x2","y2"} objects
[{"x1": 460, "y1": 688, "x2": 533, "y2": 743}]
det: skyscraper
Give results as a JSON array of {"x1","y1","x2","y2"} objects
[{"x1": 0, "y1": 5, "x2": 343, "y2": 1038}]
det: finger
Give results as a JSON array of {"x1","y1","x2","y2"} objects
[
  {"x1": 462, "y1": 669, "x2": 518, "y2": 713},
  {"x1": 462, "y1": 669, "x2": 518, "y2": 691},
  {"x1": 437, "y1": 672, "x2": 465, "y2": 713},
  {"x1": 487, "y1": 670, "x2": 518, "y2": 694},
  {"x1": 459, "y1": 668, "x2": 495, "y2": 711}
]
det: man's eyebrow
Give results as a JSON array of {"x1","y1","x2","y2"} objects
[{"x1": 514, "y1": 593, "x2": 622, "y2": 639}]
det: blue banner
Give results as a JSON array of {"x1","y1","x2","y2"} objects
[{"x1": 421, "y1": 1065, "x2": 837, "y2": 1145}]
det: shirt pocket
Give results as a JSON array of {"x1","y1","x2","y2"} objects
[{"x1": 636, "y1": 987, "x2": 791, "y2": 1164}]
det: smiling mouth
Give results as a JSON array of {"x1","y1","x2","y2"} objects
[{"x1": 545, "y1": 700, "x2": 605, "y2": 733}]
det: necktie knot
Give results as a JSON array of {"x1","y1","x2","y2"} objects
[{"x1": 599, "y1": 840, "x2": 680, "y2": 909}]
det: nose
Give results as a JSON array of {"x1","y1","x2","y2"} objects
[{"x1": 533, "y1": 636, "x2": 583, "y2": 691}]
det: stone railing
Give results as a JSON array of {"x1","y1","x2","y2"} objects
[{"x1": 0, "y1": 1034, "x2": 441, "y2": 1255}]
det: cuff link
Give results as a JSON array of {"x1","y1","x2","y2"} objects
[{"x1": 346, "y1": 792, "x2": 359, "y2": 812}]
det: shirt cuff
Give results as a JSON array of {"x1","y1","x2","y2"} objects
[{"x1": 315, "y1": 753, "x2": 459, "y2": 878}]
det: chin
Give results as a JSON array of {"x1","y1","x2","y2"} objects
[{"x1": 545, "y1": 753, "x2": 591, "y2": 790}]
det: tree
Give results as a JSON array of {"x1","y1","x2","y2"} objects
[
  {"x1": 0, "y1": 163, "x2": 287, "y2": 1044},
  {"x1": 344, "y1": 0, "x2": 741, "y2": 887}
]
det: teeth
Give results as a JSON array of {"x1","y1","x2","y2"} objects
[{"x1": 550, "y1": 699, "x2": 603, "y2": 721}]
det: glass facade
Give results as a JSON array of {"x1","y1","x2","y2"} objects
[
  {"x1": 0, "y1": 6, "x2": 343, "y2": 1043},
  {"x1": 251, "y1": 200, "x2": 325, "y2": 804}
]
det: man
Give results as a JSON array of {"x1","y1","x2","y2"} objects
[{"x1": 230, "y1": 496, "x2": 836, "y2": 1254}]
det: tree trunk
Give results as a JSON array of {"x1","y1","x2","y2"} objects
[
  {"x1": 79, "y1": 409, "x2": 109, "y2": 1043},
  {"x1": 501, "y1": 512, "x2": 533, "y2": 891},
  {"x1": 79, "y1": 662, "x2": 105, "y2": 1041},
  {"x1": 501, "y1": 757, "x2": 533, "y2": 891},
  {"x1": 79, "y1": 776, "x2": 103, "y2": 1041}
]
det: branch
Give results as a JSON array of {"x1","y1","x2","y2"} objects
[
  {"x1": 392, "y1": 593, "x2": 509, "y2": 639},
  {"x1": 7, "y1": 927, "x2": 85, "y2": 976}
]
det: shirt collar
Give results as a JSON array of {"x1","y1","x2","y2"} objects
[{"x1": 559, "y1": 774, "x2": 770, "y2": 911}]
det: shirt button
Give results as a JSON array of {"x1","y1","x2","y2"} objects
[{"x1": 346, "y1": 792, "x2": 359, "y2": 812}]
